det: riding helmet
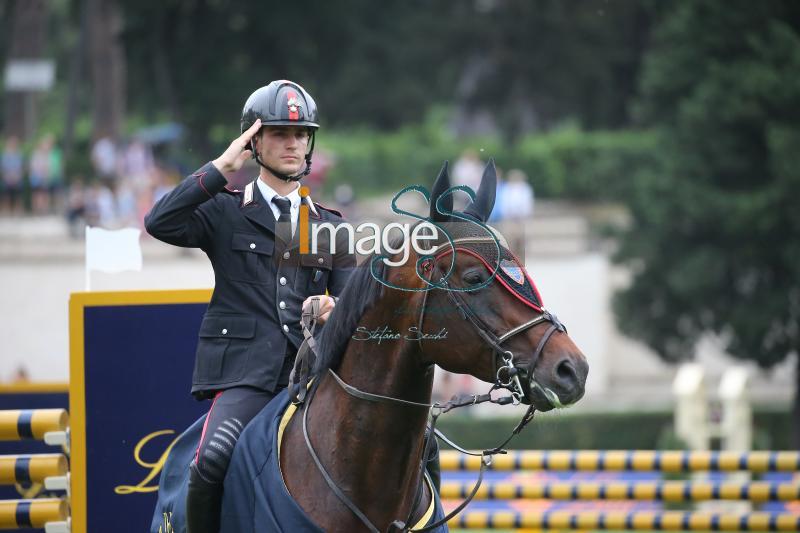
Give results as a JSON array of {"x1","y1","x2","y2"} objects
[{"x1": 240, "y1": 80, "x2": 319, "y2": 132}]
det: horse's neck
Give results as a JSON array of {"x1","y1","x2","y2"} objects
[{"x1": 309, "y1": 310, "x2": 434, "y2": 523}]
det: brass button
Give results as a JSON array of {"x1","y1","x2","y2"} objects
[
  {"x1": 222, "y1": 328, "x2": 228, "y2": 335},
  {"x1": 283, "y1": 251, "x2": 290, "y2": 259},
  {"x1": 318, "y1": 257, "x2": 324, "y2": 264},
  {"x1": 279, "y1": 301, "x2": 286, "y2": 310},
  {"x1": 279, "y1": 277, "x2": 287, "y2": 286},
  {"x1": 249, "y1": 243, "x2": 256, "y2": 249},
  {"x1": 282, "y1": 324, "x2": 289, "y2": 333}
]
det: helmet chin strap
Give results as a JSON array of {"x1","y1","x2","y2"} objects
[{"x1": 251, "y1": 132, "x2": 315, "y2": 183}]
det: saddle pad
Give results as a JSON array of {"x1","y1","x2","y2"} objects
[{"x1": 151, "y1": 388, "x2": 448, "y2": 532}]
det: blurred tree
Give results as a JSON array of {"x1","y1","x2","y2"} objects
[
  {"x1": 88, "y1": 0, "x2": 125, "y2": 140},
  {"x1": 119, "y1": 0, "x2": 464, "y2": 153},
  {"x1": 450, "y1": 0, "x2": 659, "y2": 137},
  {"x1": 2, "y1": 0, "x2": 48, "y2": 140},
  {"x1": 614, "y1": 1, "x2": 800, "y2": 446},
  {"x1": 118, "y1": 0, "x2": 659, "y2": 153}
]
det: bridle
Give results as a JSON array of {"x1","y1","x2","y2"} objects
[{"x1": 289, "y1": 238, "x2": 568, "y2": 533}]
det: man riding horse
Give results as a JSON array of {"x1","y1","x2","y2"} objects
[{"x1": 145, "y1": 80, "x2": 356, "y2": 533}]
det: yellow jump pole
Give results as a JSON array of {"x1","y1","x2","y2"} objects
[
  {"x1": 0, "y1": 499, "x2": 68, "y2": 529},
  {"x1": 0, "y1": 410, "x2": 69, "y2": 442},
  {"x1": 440, "y1": 450, "x2": 800, "y2": 472},
  {"x1": 440, "y1": 480, "x2": 800, "y2": 502},
  {"x1": 452, "y1": 510, "x2": 800, "y2": 531},
  {"x1": 0, "y1": 454, "x2": 69, "y2": 485}
]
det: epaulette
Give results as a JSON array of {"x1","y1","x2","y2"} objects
[
  {"x1": 222, "y1": 184, "x2": 241, "y2": 194},
  {"x1": 313, "y1": 201, "x2": 344, "y2": 218}
]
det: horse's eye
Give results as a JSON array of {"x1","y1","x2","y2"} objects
[{"x1": 463, "y1": 270, "x2": 485, "y2": 286}]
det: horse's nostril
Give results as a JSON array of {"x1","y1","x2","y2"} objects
[{"x1": 555, "y1": 359, "x2": 579, "y2": 388}]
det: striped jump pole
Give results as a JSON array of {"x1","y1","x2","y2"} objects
[
  {"x1": 452, "y1": 511, "x2": 800, "y2": 531},
  {"x1": 441, "y1": 480, "x2": 800, "y2": 502},
  {"x1": 0, "y1": 499, "x2": 68, "y2": 529},
  {"x1": 440, "y1": 450, "x2": 800, "y2": 472},
  {"x1": 0, "y1": 455, "x2": 69, "y2": 486},
  {"x1": 0, "y1": 410, "x2": 69, "y2": 442}
]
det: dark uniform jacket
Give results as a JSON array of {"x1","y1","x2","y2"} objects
[{"x1": 144, "y1": 162, "x2": 355, "y2": 397}]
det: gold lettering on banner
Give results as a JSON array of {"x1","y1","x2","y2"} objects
[
  {"x1": 114, "y1": 429, "x2": 180, "y2": 494},
  {"x1": 159, "y1": 512, "x2": 174, "y2": 533}
]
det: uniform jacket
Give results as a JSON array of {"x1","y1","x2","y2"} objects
[{"x1": 144, "y1": 162, "x2": 355, "y2": 396}]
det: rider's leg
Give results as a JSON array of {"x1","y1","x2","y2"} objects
[{"x1": 186, "y1": 386, "x2": 275, "y2": 533}]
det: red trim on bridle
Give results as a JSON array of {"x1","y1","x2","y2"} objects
[{"x1": 433, "y1": 247, "x2": 544, "y2": 312}]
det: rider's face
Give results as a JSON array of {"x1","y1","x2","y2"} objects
[{"x1": 255, "y1": 126, "x2": 310, "y2": 176}]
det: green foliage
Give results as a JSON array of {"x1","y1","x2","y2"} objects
[
  {"x1": 614, "y1": 1, "x2": 800, "y2": 375},
  {"x1": 320, "y1": 119, "x2": 659, "y2": 201},
  {"x1": 511, "y1": 125, "x2": 659, "y2": 200}
]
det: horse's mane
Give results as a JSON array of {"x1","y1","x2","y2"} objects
[{"x1": 313, "y1": 258, "x2": 387, "y2": 375}]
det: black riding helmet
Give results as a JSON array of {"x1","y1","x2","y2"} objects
[{"x1": 240, "y1": 80, "x2": 319, "y2": 182}]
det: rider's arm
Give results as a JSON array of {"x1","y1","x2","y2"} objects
[{"x1": 144, "y1": 162, "x2": 226, "y2": 249}]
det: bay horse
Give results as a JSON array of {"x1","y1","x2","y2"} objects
[{"x1": 151, "y1": 160, "x2": 588, "y2": 532}]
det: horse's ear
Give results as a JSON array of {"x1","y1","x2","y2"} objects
[
  {"x1": 464, "y1": 158, "x2": 497, "y2": 222},
  {"x1": 430, "y1": 160, "x2": 453, "y2": 222}
]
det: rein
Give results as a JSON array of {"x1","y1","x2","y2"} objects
[{"x1": 288, "y1": 247, "x2": 567, "y2": 532}]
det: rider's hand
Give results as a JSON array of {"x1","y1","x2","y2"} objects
[
  {"x1": 212, "y1": 119, "x2": 262, "y2": 177},
  {"x1": 302, "y1": 295, "x2": 336, "y2": 325}
]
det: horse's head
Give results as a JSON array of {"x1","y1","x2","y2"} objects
[{"x1": 412, "y1": 160, "x2": 588, "y2": 411}]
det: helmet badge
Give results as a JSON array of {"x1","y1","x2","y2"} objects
[{"x1": 287, "y1": 91, "x2": 302, "y2": 121}]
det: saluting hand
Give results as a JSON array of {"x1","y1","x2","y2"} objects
[
  {"x1": 303, "y1": 295, "x2": 336, "y2": 325},
  {"x1": 212, "y1": 119, "x2": 262, "y2": 177}
]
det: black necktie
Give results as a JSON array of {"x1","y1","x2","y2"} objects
[{"x1": 272, "y1": 196, "x2": 293, "y2": 245}]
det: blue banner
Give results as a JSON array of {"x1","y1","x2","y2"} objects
[{"x1": 70, "y1": 290, "x2": 211, "y2": 533}]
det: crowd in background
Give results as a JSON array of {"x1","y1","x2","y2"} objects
[
  {"x1": 2, "y1": 135, "x2": 535, "y2": 249},
  {"x1": 1, "y1": 135, "x2": 63, "y2": 216},
  {"x1": 1, "y1": 134, "x2": 183, "y2": 238}
]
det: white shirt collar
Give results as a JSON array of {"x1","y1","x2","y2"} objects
[
  {"x1": 256, "y1": 178, "x2": 301, "y2": 208},
  {"x1": 253, "y1": 177, "x2": 319, "y2": 218}
]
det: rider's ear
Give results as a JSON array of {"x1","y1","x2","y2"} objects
[
  {"x1": 430, "y1": 160, "x2": 453, "y2": 223},
  {"x1": 464, "y1": 158, "x2": 497, "y2": 223}
]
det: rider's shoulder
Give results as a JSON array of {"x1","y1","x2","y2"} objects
[
  {"x1": 221, "y1": 184, "x2": 241, "y2": 195},
  {"x1": 311, "y1": 201, "x2": 345, "y2": 220}
]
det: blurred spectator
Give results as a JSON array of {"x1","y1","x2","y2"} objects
[
  {"x1": 489, "y1": 171, "x2": 506, "y2": 223},
  {"x1": 91, "y1": 136, "x2": 118, "y2": 184},
  {"x1": 11, "y1": 365, "x2": 30, "y2": 384},
  {"x1": 503, "y1": 169, "x2": 534, "y2": 219},
  {"x1": 498, "y1": 168, "x2": 534, "y2": 256},
  {"x1": 304, "y1": 148, "x2": 332, "y2": 192},
  {"x1": 85, "y1": 181, "x2": 117, "y2": 228},
  {"x1": 45, "y1": 136, "x2": 64, "y2": 212},
  {"x1": 1, "y1": 136, "x2": 24, "y2": 215},
  {"x1": 29, "y1": 135, "x2": 60, "y2": 214},
  {"x1": 116, "y1": 181, "x2": 139, "y2": 227},
  {"x1": 121, "y1": 139, "x2": 155, "y2": 184},
  {"x1": 66, "y1": 177, "x2": 87, "y2": 238},
  {"x1": 452, "y1": 148, "x2": 483, "y2": 193},
  {"x1": 119, "y1": 139, "x2": 156, "y2": 228}
]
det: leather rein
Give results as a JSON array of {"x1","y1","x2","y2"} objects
[{"x1": 288, "y1": 240, "x2": 567, "y2": 533}]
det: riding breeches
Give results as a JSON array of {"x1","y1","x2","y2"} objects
[
  {"x1": 193, "y1": 349, "x2": 294, "y2": 483},
  {"x1": 193, "y1": 386, "x2": 277, "y2": 483}
]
